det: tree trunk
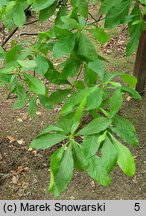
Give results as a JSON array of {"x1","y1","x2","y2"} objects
[
  {"x1": 133, "y1": 30, "x2": 146, "y2": 95},
  {"x1": 133, "y1": 16, "x2": 146, "y2": 95}
]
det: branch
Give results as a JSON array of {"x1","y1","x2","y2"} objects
[
  {"x1": 19, "y1": 32, "x2": 38, "y2": 36},
  {"x1": 71, "y1": 64, "x2": 84, "y2": 92},
  {"x1": 24, "y1": 19, "x2": 39, "y2": 26},
  {"x1": 2, "y1": 27, "x2": 18, "y2": 47},
  {"x1": 87, "y1": 14, "x2": 105, "y2": 25}
]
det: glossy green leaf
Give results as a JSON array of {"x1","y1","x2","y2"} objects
[
  {"x1": 86, "y1": 155, "x2": 111, "y2": 186},
  {"x1": 35, "y1": 54, "x2": 49, "y2": 76},
  {"x1": 121, "y1": 86, "x2": 141, "y2": 99},
  {"x1": 111, "y1": 115, "x2": 140, "y2": 146},
  {"x1": 101, "y1": 136, "x2": 118, "y2": 173},
  {"x1": 83, "y1": 135, "x2": 100, "y2": 158},
  {"x1": 105, "y1": 0, "x2": 132, "y2": 28},
  {"x1": 61, "y1": 16, "x2": 79, "y2": 30},
  {"x1": 86, "y1": 88, "x2": 103, "y2": 111},
  {"x1": 76, "y1": 0, "x2": 88, "y2": 17},
  {"x1": 17, "y1": 60, "x2": 37, "y2": 69},
  {"x1": 120, "y1": 74, "x2": 137, "y2": 88},
  {"x1": 12, "y1": 4, "x2": 25, "y2": 27},
  {"x1": 32, "y1": 0, "x2": 55, "y2": 11},
  {"x1": 77, "y1": 33, "x2": 98, "y2": 61},
  {"x1": 109, "y1": 89, "x2": 123, "y2": 118},
  {"x1": 53, "y1": 33, "x2": 76, "y2": 59},
  {"x1": 72, "y1": 141, "x2": 86, "y2": 171},
  {"x1": 38, "y1": 125, "x2": 65, "y2": 137},
  {"x1": 50, "y1": 144, "x2": 74, "y2": 197},
  {"x1": 47, "y1": 89, "x2": 70, "y2": 109},
  {"x1": 87, "y1": 27, "x2": 110, "y2": 44},
  {"x1": 99, "y1": 0, "x2": 122, "y2": 14},
  {"x1": 111, "y1": 135, "x2": 136, "y2": 176},
  {"x1": 88, "y1": 59, "x2": 105, "y2": 81},
  {"x1": 30, "y1": 133, "x2": 66, "y2": 150},
  {"x1": 24, "y1": 74, "x2": 46, "y2": 95},
  {"x1": 28, "y1": 95, "x2": 37, "y2": 118},
  {"x1": 49, "y1": 146, "x2": 65, "y2": 192},
  {"x1": 59, "y1": 56, "x2": 81, "y2": 79},
  {"x1": 78, "y1": 117, "x2": 111, "y2": 135}
]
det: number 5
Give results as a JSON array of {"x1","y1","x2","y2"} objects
[{"x1": 134, "y1": 203, "x2": 140, "y2": 211}]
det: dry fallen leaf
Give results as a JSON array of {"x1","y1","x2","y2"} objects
[
  {"x1": 17, "y1": 118, "x2": 23, "y2": 122},
  {"x1": 28, "y1": 147, "x2": 33, "y2": 151},
  {"x1": 12, "y1": 175, "x2": 19, "y2": 184},
  {"x1": 31, "y1": 150, "x2": 37, "y2": 155},
  {"x1": 7, "y1": 135, "x2": 16, "y2": 143},
  {"x1": 126, "y1": 96, "x2": 132, "y2": 101},
  {"x1": 17, "y1": 139, "x2": 25, "y2": 145},
  {"x1": 36, "y1": 111, "x2": 42, "y2": 115}
]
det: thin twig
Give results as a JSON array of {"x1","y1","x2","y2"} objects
[
  {"x1": 71, "y1": 64, "x2": 84, "y2": 92},
  {"x1": 87, "y1": 14, "x2": 105, "y2": 25},
  {"x1": 24, "y1": 19, "x2": 39, "y2": 26},
  {"x1": 2, "y1": 27, "x2": 18, "y2": 47},
  {"x1": 19, "y1": 32, "x2": 38, "y2": 36}
]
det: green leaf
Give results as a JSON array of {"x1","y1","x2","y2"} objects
[
  {"x1": 0, "y1": 46, "x2": 5, "y2": 59},
  {"x1": 126, "y1": 21, "x2": 144, "y2": 56},
  {"x1": 72, "y1": 141, "x2": 86, "y2": 171},
  {"x1": 86, "y1": 88, "x2": 103, "y2": 111},
  {"x1": 87, "y1": 27, "x2": 110, "y2": 44},
  {"x1": 105, "y1": 0, "x2": 132, "y2": 28},
  {"x1": 75, "y1": 97, "x2": 86, "y2": 122},
  {"x1": 17, "y1": 60, "x2": 37, "y2": 69},
  {"x1": 86, "y1": 155, "x2": 111, "y2": 186},
  {"x1": 83, "y1": 135, "x2": 100, "y2": 158},
  {"x1": 32, "y1": 0, "x2": 55, "y2": 11},
  {"x1": 49, "y1": 146, "x2": 65, "y2": 192},
  {"x1": 121, "y1": 86, "x2": 141, "y2": 99},
  {"x1": 77, "y1": 33, "x2": 98, "y2": 62},
  {"x1": 38, "y1": 125, "x2": 65, "y2": 137},
  {"x1": 111, "y1": 135, "x2": 136, "y2": 176},
  {"x1": 5, "y1": 45, "x2": 23, "y2": 67},
  {"x1": 47, "y1": 89, "x2": 70, "y2": 109},
  {"x1": 58, "y1": 113, "x2": 76, "y2": 134},
  {"x1": 53, "y1": 33, "x2": 76, "y2": 59},
  {"x1": 111, "y1": 115, "x2": 140, "y2": 146},
  {"x1": 13, "y1": 95, "x2": 28, "y2": 109},
  {"x1": 76, "y1": 0, "x2": 88, "y2": 17},
  {"x1": 30, "y1": 133, "x2": 66, "y2": 150},
  {"x1": 120, "y1": 74, "x2": 137, "y2": 88},
  {"x1": 28, "y1": 96, "x2": 37, "y2": 118},
  {"x1": 50, "y1": 144, "x2": 74, "y2": 197},
  {"x1": 24, "y1": 74, "x2": 46, "y2": 95},
  {"x1": 12, "y1": 84, "x2": 28, "y2": 109},
  {"x1": 88, "y1": 59, "x2": 105, "y2": 81},
  {"x1": 39, "y1": 1, "x2": 57, "y2": 22},
  {"x1": 84, "y1": 65, "x2": 97, "y2": 87},
  {"x1": 55, "y1": 3, "x2": 67, "y2": 25},
  {"x1": 99, "y1": 0, "x2": 122, "y2": 14},
  {"x1": 59, "y1": 56, "x2": 81, "y2": 79},
  {"x1": 78, "y1": 117, "x2": 111, "y2": 135},
  {"x1": 35, "y1": 54, "x2": 49, "y2": 76},
  {"x1": 61, "y1": 89, "x2": 88, "y2": 115},
  {"x1": 126, "y1": 3, "x2": 144, "y2": 56},
  {"x1": 101, "y1": 137, "x2": 118, "y2": 173},
  {"x1": 12, "y1": 4, "x2": 25, "y2": 27},
  {"x1": 109, "y1": 89, "x2": 123, "y2": 118},
  {"x1": 61, "y1": 16, "x2": 80, "y2": 30}
]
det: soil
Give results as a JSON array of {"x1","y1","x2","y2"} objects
[{"x1": 0, "y1": 12, "x2": 146, "y2": 200}]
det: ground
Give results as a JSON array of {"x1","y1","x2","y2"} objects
[{"x1": 0, "y1": 12, "x2": 146, "y2": 200}]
